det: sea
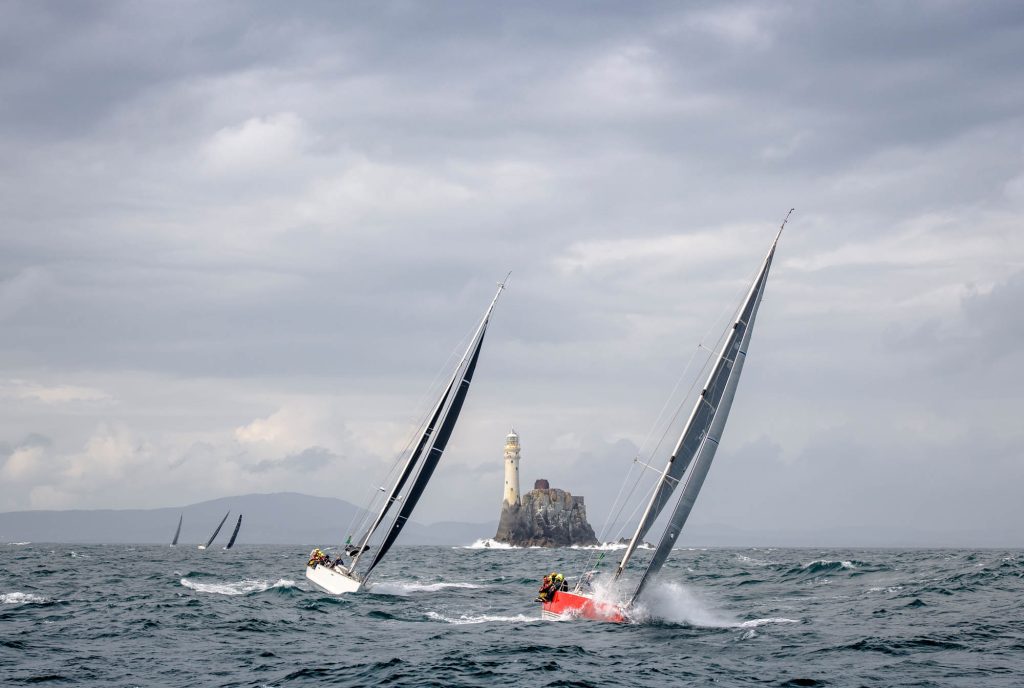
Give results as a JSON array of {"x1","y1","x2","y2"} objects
[{"x1": 2, "y1": 543, "x2": 1022, "y2": 687}]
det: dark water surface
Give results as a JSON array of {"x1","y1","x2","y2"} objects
[{"x1": 2, "y1": 544, "x2": 1023, "y2": 686}]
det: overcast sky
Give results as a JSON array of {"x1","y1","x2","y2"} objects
[{"x1": 1, "y1": 2, "x2": 1022, "y2": 542}]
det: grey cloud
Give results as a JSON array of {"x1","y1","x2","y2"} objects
[{"x1": 1, "y1": 2, "x2": 1022, "y2": 538}]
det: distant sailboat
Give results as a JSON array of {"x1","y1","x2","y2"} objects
[
  {"x1": 541, "y1": 212, "x2": 791, "y2": 622},
  {"x1": 198, "y1": 511, "x2": 230, "y2": 551},
  {"x1": 306, "y1": 277, "x2": 508, "y2": 594},
  {"x1": 170, "y1": 514, "x2": 183, "y2": 547},
  {"x1": 224, "y1": 514, "x2": 243, "y2": 550}
]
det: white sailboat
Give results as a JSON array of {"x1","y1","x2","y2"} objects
[
  {"x1": 306, "y1": 278, "x2": 508, "y2": 595},
  {"x1": 541, "y1": 213, "x2": 790, "y2": 622}
]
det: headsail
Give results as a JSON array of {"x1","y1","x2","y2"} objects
[
  {"x1": 202, "y1": 511, "x2": 231, "y2": 550},
  {"x1": 624, "y1": 224, "x2": 784, "y2": 602},
  {"x1": 171, "y1": 514, "x2": 182, "y2": 546},
  {"x1": 224, "y1": 514, "x2": 243, "y2": 550}
]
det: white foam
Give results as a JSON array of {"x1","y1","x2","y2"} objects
[
  {"x1": 179, "y1": 578, "x2": 296, "y2": 596},
  {"x1": 1, "y1": 592, "x2": 48, "y2": 604},
  {"x1": 630, "y1": 581, "x2": 798, "y2": 629},
  {"x1": 369, "y1": 581, "x2": 482, "y2": 596},
  {"x1": 6, "y1": 542, "x2": 31, "y2": 546},
  {"x1": 425, "y1": 610, "x2": 541, "y2": 625},
  {"x1": 736, "y1": 617, "x2": 799, "y2": 628},
  {"x1": 803, "y1": 559, "x2": 855, "y2": 569},
  {"x1": 458, "y1": 538, "x2": 519, "y2": 549}
]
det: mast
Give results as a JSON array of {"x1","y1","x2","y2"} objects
[
  {"x1": 171, "y1": 513, "x2": 182, "y2": 546},
  {"x1": 203, "y1": 511, "x2": 231, "y2": 549},
  {"x1": 224, "y1": 514, "x2": 243, "y2": 549},
  {"x1": 350, "y1": 276, "x2": 508, "y2": 574},
  {"x1": 627, "y1": 221, "x2": 786, "y2": 603},
  {"x1": 614, "y1": 215, "x2": 790, "y2": 580},
  {"x1": 361, "y1": 278, "x2": 507, "y2": 579}
]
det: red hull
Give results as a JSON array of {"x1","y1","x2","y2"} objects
[{"x1": 541, "y1": 590, "x2": 626, "y2": 623}]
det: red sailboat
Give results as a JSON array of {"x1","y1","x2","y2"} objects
[{"x1": 540, "y1": 212, "x2": 790, "y2": 622}]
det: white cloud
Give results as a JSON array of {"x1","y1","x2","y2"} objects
[{"x1": 201, "y1": 112, "x2": 309, "y2": 175}]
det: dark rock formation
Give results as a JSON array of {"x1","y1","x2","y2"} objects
[{"x1": 494, "y1": 482, "x2": 598, "y2": 547}]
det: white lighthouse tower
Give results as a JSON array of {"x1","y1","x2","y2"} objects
[{"x1": 503, "y1": 428, "x2": 521, "y2": 506}]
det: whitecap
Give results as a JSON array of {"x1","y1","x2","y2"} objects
[
  {"x1": 735, "y1": 617, "x2": 799, "y2": 628},
  {"x1": 425, "y1": 610, "x2": 541, "y2": 625},
  {"x1": 6, "y1": 542, "x2": 31, "y2": 546},
  {"x1": 369, "y1": 581, "x2": 482, "y2": 596},
  {"x1": 1, "y1": 592, "x2": 48, "y2": 604},
  {"x1": 457, "y1": 538, "x2": 519, "y2": 550},
  {"x1": 179, "y1": 578, "x2": 295, "y2": 596}
]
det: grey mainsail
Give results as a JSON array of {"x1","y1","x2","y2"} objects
[
  {"x1": 608, "y1": 213, "x2": 788, "y2": 602},
  {"x1": 171, "y1": 514, "x2": 182, "y2": 546},
  {"x1": 203, "y1": 511, "x2": 230, "y2": 549},
  {"x1": 627, "y1": 236, "x2": 776, "y2": 604},
  {"x1": 224, "y1": 514, "x2": 243, "y2": 549}
]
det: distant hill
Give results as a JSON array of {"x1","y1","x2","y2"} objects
[{"x1": 0, "y1": 492, "x2": 497, "y2": 546}]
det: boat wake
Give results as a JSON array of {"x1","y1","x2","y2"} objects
[
  {"x1": 425, "y1": 611, "x2": 541, "y2": 625},
  {"x1": 458, "y1": 539, "x2": 518, "y2": 549},
  {"x1": 179, "y1": 578, "x2": 296, "y2": 596},
  {"x1": 1, "y1": 592, "x2": 49, "y2": 604},
  {"x1": 630, "y1": 582, "x2": 798, "y2": 629},
  {"x1": 369, "y1": 581, "x2": 482, "y2": 596}
]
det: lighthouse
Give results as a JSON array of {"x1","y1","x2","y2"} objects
[{"x1": 503, "y1": 428, "x2": 521, "y2": 506}]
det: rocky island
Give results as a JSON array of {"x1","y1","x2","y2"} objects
[{"x1": 492, "y1": 430, "x2": 598, "y2": 547}]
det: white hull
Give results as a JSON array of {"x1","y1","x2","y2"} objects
[{"x1": 306, "y1": 565, "x2": 362, "y2": 594}]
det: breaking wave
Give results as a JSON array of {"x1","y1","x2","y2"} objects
[
  {"x1": 459, "y1": 539, "x2": 518, "y2": 549},
  {"x1": 630, "y1": 581, "x2": 799, "y2": 629},
  {"x1": 2, "y1": 592, "x2": 49, "y2": 604},
  {"x1": 369, "y1": 581, "x2": 482, "y2": 596},
  {"x1": 179, "y1": 578, "x2": 296, "y2": 596},
  {"x1": 425, "y1": 611, "x2": 541, "y2": 625}
]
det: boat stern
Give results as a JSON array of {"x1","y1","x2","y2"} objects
[{"x1": 306, "y1": 565, "x2": 362, "y2": 594}]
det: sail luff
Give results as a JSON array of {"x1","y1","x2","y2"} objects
[
  {"x1": 203, "y1": 511, "x2": 231, "y2": 549},
  {"x1": 613, "y1": 234, "x2": 783, "y2": 579},
  {"x1": 171, "y1": 514, "x2": 182, "y2": 546},
  {"x1": 363, "y1": 325, "x2": 488, "y2": 578},
  {"x1": 628, "y1": 244, "x2": 776, "y2": 604},
  {"x1": 224, "y1": 514, "x2": 243, "y2": 549}
]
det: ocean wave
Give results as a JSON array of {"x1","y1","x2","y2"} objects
[
  {"x1": 458, "y1": 539, "x2": 519, "y2": 549},
  {"x1": 369, "y1": 581, "x2": 482, "y2": 596},
  {"x1": 179, "y1": 578, "x2": 296, "y2": 596},
  {"x1": 736, "y1": 617, "x2": 800, "y2": 628},
  {"x1": 425, "y1": 611, "x2": 540, "y2": 625},
  {"x1": 1, "y1": 592, "x2": 49, "y2": 604},
  {"x1": 6, "y1": 541, "x2": 31, "y2": 546}
]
